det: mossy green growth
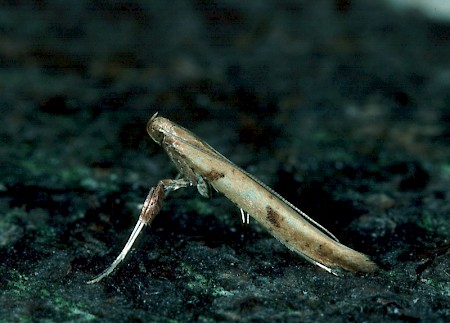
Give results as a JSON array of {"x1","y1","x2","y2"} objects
[
  {"x1": 0, "y1": 207, "x2": 26, "y2": 247},
  {"x1": 20, "y1": 153, "x2": 119, "y2": 191},
  {"x1": 420, "y1": 278, "x2": 450, "y2": 297},
  {"x1": 180, "y1": 262, "x2": 209, "y2": 292},
  {"x1": 4, "y1": 269, "x2": 97, "y2": 321},
  {"x1": 440, "y1": 163, "x2": 450, "y2": 177},
  {"x1": 418, "y1": 211, "x2": 449, "y2": 236},
  {"x1": 180, "y1": 262, "x2": 229, "y2": 297}
]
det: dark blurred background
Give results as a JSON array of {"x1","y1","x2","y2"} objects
[{"x1": 0, "y1": 1, "x2": 449, "y2": 321}]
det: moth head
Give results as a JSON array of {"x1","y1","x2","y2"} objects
[
  {"x1": 147, "y1": 112, "x2": 164, "y2": 144},
  {"x1": 147, "y1": 112, "x2": 175, "y2": 145}
]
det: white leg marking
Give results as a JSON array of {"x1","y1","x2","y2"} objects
[{"x1": 240, "y1": 208, "x2": 245, "y2": 223}]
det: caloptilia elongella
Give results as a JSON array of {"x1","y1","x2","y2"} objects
[{"x1": 87, "y1": 113, "x2": 377, "y2": 283}]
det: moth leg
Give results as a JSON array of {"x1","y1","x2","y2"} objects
[
  {"x1": 196, "y1": 174, "x2": 212, "y2": 198},
  {"x1": 87, "y1": 178, "x2": 191, "y2": 284},
  {"x1": 240, "y1": 208, "x2": 250, "y2": 224}
]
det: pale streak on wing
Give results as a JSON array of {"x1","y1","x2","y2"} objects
[{"x1": 159, "y1": 128, "x2": 339, "y2": 242}]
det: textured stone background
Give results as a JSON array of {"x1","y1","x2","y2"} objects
[{"x1": 0, "y1": 1, "x2": 448, "y2": 321}]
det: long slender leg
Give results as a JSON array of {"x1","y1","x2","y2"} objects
[
  {"x1": 87, "y1": 178, "x2": 191, "y2": 284},
  {"x1": 240, "y1": 208, "x2": 245, "y2": 223},
  {"x1": 239, "y1": 208, "x2": 250, "y2": 224}
]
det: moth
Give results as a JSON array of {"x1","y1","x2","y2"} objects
[{"x1": 88, "y1": 113, "x2": 377, "y2": 283}]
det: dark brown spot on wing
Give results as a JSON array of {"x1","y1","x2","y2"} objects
[
  {"x1": 203, "y1": 169, "x2": 225, "y2": 182},
  {"x1": 266, "y1": 206, "x2": 282, "y2": 228}
]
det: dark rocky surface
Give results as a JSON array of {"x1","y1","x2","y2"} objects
[{"x1": 0, "y1": 1, "x2": 448, "y2": 322}]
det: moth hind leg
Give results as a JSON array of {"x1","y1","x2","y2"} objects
[{"x1": 87, "y1": 178, "x2": 191, "y2": 284}]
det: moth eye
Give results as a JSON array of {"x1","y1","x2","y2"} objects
[
  {"x1": 147, "y1": 122, "x2": 164, "y2": 144},
  {"x1": 150, "y1": 127, "x2": 164, "y2": 144}
]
